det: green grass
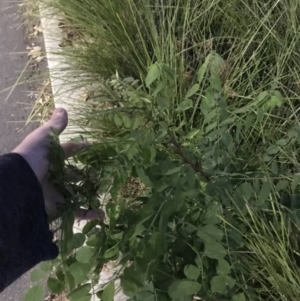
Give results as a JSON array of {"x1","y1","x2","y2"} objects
[
  {"x1": 44, "y1": 0, "x2": 300, "y2": 94},
  {"x1": 238, "y1": 204, "x2": 300, "y2": 300},
  {"x1": 43, "y1": 0, "x2": 300, "y2": 155}
]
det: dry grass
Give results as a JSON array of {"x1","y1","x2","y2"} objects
[
  {"x1": 27, "y1": 79, "x2": 55, "y2": 124},
  {"x1": 21, "y1": 0, "x2": 55, "y2": 125},
  {"x1": 21, "y1": 0, "x2": 40, "y2": 36}
]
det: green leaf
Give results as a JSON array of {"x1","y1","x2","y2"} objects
[
  {"x1": 275, "y1": 180, "x2": 289, "y2": 192},
  {"x1": 114, "y1": 114, "x2": 122, "y2": 126},
  {"x1": 30, "y1": 269, "x2": 46, "y2": 282},
  {"x1": 152, "y1": 81, "x2": 164, "y2": 97},
  {"x1": 210, "y1": 73, "x2": 222, "y2": 91},
  {"x1": 162, "y1": 64, "x2": 175, "y2": 81},
  {"x1": 24, "y1": 285, "x2": 44, "y2": 301},
  {"x1": 157, "y1": 97, "x2": 168, "y2": 111},
  {"x1": 130, "y1": 224, "x2": 145, "y2": 239},
  {"x1": 39, "y1": 261, "x2": 52, "y2": 272},
  {"x1": 257, "y1": 181, "x2": 271, "y2": 206},
  {"x1": 292, "y1": 176, "x2": 300, "y2": 191},
  {"x1": 232, "y1": 293, "x2": 246, "y2": 301},
  {"x1": 76, "y1": 246, "x2": 93, "y2": 263},
  {"x1": 122, "y1": 114, "x2": 131, "y2": 128},
  {"x1": 145, "y1": 64, "x2": 161, "y2": 87},
  {"x1": 202, "y1": 158, "x2": 217, "y2": 170},
  {"x1": 69, "y1": 297, "x2": 90, "y2": 301},
  {"x1": 183, "y1": 265, "x2": 200, "y2": 280},
  {"x1": 256, "y1": 107, "x2": 265, "y2": 122},
  {"x1": 65, "y1": 271, "x2": 76, "y2": 292},
  {"x1": 168, "y1": 280, "x2": 201, "y2": 299},
  {"x1": 219, "y1": 117, "x2": 236, "y2": 126},
  {"x1": 211, "y1": 275, "x2": 235, "y2": 293},
  {"x1": 82, "y1": 220, "x2": 99, "y2": 234},
  {"x1": 47, "y1": 277, "x2": 65, "y2": 294},
  {"x1": 228, "y1": 228, "x2": 243, "y2": 247},
  {"x1": 204, "y1": 203, "x2": 221, "y2": 224},
  {"x1": 186, "y1": 84, "x2": 199, "y2": 98},
  {"x1": 102, "y1": 282, "x2": 115, "y2": 301},
  {"x1": 165, "y1": 166, "x2": 181, "y2": 175},
  {"x1": 96, "y1": 291, "x2": 104, "y2": 300},
  {"x1": 222, "y1": 132, "x2": 233, "y2": 153},
  {"x1": 136, "y1": 167, "x2": 153, "y2": 187},
  {"x1": 204, "y1": 242, "x2": 226, "y2": 260},
  {"x1": 86, "y1": 234, "x2": 97, "y2": 247},
  {"x1": 130, "y1": 207, "x2": 154, "y2": 225},
  {"x1": 197, "y1": 224, "x2": 223, "y2": 242},
  {"x1": 273, "y1": 90, "x2": 283, "y2": 102},
  {"x1": 69, "y1": 262, "x2": 91, "y2": 285},
  {"x1": 266, "y1": 94, "x2": 283, "y2": 109},
  {"x1": 288, "y1": 128, "x2": 298, "y2": 138},
  {"x1": 131, "y1": 116, "x2": 141, "y2": 130},
  {"x1": 271, "y1": 160, "x2": 278, "y2": 175},
  {"x1": 239, "y1": 182, "x2": 254, "y2": 201},
  {"x1": 56, "y1": 270, "x2": 65, "y2": 282},
  {"x1": 216, "y1": 259, "x2": 231, "y2": 275},
  {"x1": 104, "y1": 245, "x2": 119, "y2": 259},
  {"x1": 134, "y1": 290, "x2": 155, "y2": 301},
  {"x1": 256, "y1": 91, "x2": 269, "y2": 102},
  {"x1": 205, "y1": 121, "x2": 218, "y2": 133},
  {"x1": 292, "y1": 194, "x2": 300, "y2": 209},
  {"x1": 211, "y1": 52, "x2": 225, "y2": 71},
  {"x1": 176, "y1": 99, "x2": 193, "y2": 112},
  {"x1": 266, "y1": 145, "x2": 279, "y2": 155},
  {"x1": 276, "y1": 139, "x2": 288, "y2": 146},
  {"x1": 61, "y1": 211, "x2": 75, "y2": 245},
  {"x1": 244, "y1": 114, "x2": 255, "y2": 133},
  {"x1": 186, "y1": 129, "x2": 200, "y2": 140},
  {"x1": 197, "y1": 54, "x2": 211, "y2": 83},
  {"x1": 149, "y1": 229, "x2": 165, "y2": 256},
  {"x1": 68, "y1": 233, "x2": 86, "y2": 250},
  {"x1": 120, "y1": 276, "x2": 140, "y2": 296},
  {"x1": 203, "y1": 108, "x2": 217, "y2": 125},
  {"x1": 262, "y1": 154, "x2": 272, "y2": 162},
  {"x1": 68, "y1": 284, "x2": 91, "y2": 301},
  {"x1": 201, "y1": 89, "x2": 215, "y2": 115}
]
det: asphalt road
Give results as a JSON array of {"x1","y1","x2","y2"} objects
[{"x1": 0, "y1": 1, "x2": 39, "y2": 300}]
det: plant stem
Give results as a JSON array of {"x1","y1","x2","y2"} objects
[{"x1": 169, "y1": 132, "x2": 210, "y2": 182}]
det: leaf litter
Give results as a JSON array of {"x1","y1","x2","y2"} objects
[{"x1": 27, "y1": 45, "x2": 44, "y2": 62}]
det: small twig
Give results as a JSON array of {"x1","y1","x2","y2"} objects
[{"x1": 169, "y1": 133, "x2": 210, "y2": 182}]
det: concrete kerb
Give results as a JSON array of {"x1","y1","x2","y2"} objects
[{"x1": 39, "y1": 5, "x2": 127, "y2": 301}]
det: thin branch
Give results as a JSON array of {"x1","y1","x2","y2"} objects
[{"x1": 169, "y1": 133, "x2": 211, "y2": 182}]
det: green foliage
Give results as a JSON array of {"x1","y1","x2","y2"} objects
[
  {"x1": 23, "y1": 285, "x2": 44, "y2": 301},
  {"x1": 39, "y1": 260, "x2": 52, "y2": 272},
  {"x1": 102, "y1": 282, "x2": 115, "y2": 301},
  {"x1": 76, "y1": 246, "x2": 93, "y2": 263},
  {"x1": 232, "y1": 293, "x2": 246, "y2": 301},
  {"x1": 41, "y1": 0, "x2": 300, "y2": 110},
  {"x1": 30, "y1": 0, "x2": 300, "y2": 300},
  {"x1": 183, "y1": 265, "x2": 200, "y2": 281},
  {"x1": 68, "y1": 233, "x2": 86, "y2": 250},
  {"x1": 168, "y1": 280, "x2": 201, "y2": 299},
  {"x1": 69, "y1": 262, "x2": 91, "y2": 285},
  {"x1": 47, "y1": 277, "x2": 65, "y2": 294},
  {"x1": 30, "y1": 269, "x2": 46, "y2": 282},
  {"x1": 211, "y1": 275, "x2": 235, "y2": 294},
  {"x1": 68, "y1": 284, "x2": 91, "y2": 301},
  {"x1": 30, "y1": 53, "x2": 300, "y2": 301}
]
